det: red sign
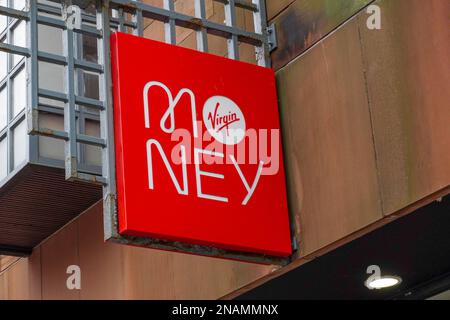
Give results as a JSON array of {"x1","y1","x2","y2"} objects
[{"x1": 111, "y1": 32, "x2": 292, "y2": 257}]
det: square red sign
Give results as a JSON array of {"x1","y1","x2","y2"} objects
[{"x1": 111, "y1": 32, "x2": 292, "y2": 257}]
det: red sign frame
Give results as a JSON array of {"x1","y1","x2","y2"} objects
[{"x1": 110, "y1": 32, "x2": 292, "y2": 258}]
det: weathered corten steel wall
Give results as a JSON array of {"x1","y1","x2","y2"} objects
[
  {"x1": 274, "y1": 0, "x2": 450, "y2": 259},
  {"x1": 223, "y1": 0, "x2": 449, "y2": 297},
  {"x1": 0, "y1": 202, "x2": 272, "y2": 299},
  {"x1": 1, "y1": 0, "x2": 449, "y2": 299}
]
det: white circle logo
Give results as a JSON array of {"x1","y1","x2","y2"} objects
[{"x1": 202, "y1": 96, "x2": 246, "y2": 145}]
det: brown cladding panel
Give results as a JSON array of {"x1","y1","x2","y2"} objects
[
  {"x1": 122, "y1": 246, "x2": 176, "y2": 299},
  {"x1": 77, "y1": 202, "x2": 126, "y2": 300},
  {"x1": 266, "y1": 0, "x2": 295, "y2": 20},
  {"x1": 1, "y1": 0, "x2": 449, "y2": 300},
  {"x1": 277, "y1": 17, "x2": 382, "y2": 257},
  {"x1": 170, "y1": 249, "x2": 271, "y2": 299},
  {"x1": 37, "y1": 201, "x2": 271, "y2": 299},
  {"x1": 359, "y1": 0, "x2": 450, "y2": 215},
  {"x1": 120, "y1": 247, "x2": 271, "y2": 299},
  {"x1": 271, "y1": 0, "x2": 373, "y2": 70},
  {"x1": 0, "y1": 273, "x2": 5, "y2": 299},
  {"x1": 0, "y1": 250, "x2": 41, "y2": 300},
  {"x1": 2, "y1": 250, "x2": 41, "y2": 299},
  {"x1": 40, "y1": 221, "x2": 80, "y2": 300}
]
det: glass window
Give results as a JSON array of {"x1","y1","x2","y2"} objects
[
  {"x1": 0, "y1": 136, "x2": 7, "y2": 180},
  {"x1": 0, "y1": 38, "x2": 6, "y2": 81},
  {"x1": 13, "y1": 0, "x2": 26, "y2": 11},
  {"x1": 82, "y1": 34, "x2": 98, "y2": 63},
  {"x1": 81, "y1": 71, "x2": 99, "y2": 99},
  {"x1": 38, "y1": 113, "x2": 64, "y2": 161},
  {"x1": 38, "y1": 61, "x2": 64, "y2": 93},
  {"x1": 12, "y1": 67, "x2": 26, "y2": 118},
  {"x1": 13, "y1": 119, "x2": 27, "y2": 168},
  {"x1": 38, "y1": 24, "x2": 63, "y2": 55},
  {"x1": 85, "y1": 119, "x2": 101, "y2": 167},
  {"x1": 12, "y1": 20, "x2": 26, "y2": 67},
  {"x1": 0, "y1": 0, "x2": 7, "y2": 34},
  {"x1": 0, "y1": 86, "x2": 6, "y2": 130}
]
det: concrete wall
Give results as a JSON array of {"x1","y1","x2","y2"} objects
[{"x1": 1, "y1": 0, "x2": 449, "y2": 299}]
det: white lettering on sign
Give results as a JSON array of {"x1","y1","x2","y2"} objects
[
  {"x1": 146, "y1": 139, "x2": 188, "y2": 195},
  {"x1": 143, "y1": 81, "x2": 199, "y2": 137},
  {"x1": 143, "y1": 81, "x2": 267, "y2": 205},
  {"x1": 194, "y1": 148, "x2": 228, "y2": 203},
  {"x1": 230, "y1": 156, "x2": 264, "y2": 205}
]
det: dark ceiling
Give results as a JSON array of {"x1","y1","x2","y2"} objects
[{"x1": 237, "y1": 194, "x2": 450, "y2": 300}]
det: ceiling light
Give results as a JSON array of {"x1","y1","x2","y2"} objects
[{"x1": 366, "y1": 276, "x2": 402, "y2": 289}]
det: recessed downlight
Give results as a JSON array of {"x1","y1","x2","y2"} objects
[{"x1": 367, "y1": 276, "x2": 402, "y2": 289}]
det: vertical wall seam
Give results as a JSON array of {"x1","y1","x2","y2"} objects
[
  {"x1": 76, "y1": 219, "x2": 81, "y2": 300},
  {"x1": 356, "y1": 14, "x2": 385, "y2": 217},
  {"x1": 40, "y1": 249, "x2": 43, "y2": 300}
]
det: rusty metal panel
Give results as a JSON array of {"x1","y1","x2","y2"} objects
[
  {"x1": 359, "y1": 0, "x2": 450, "y2": 215},
  {"x1": 81, "y1": 203, "x2": 271, "y2": 299},
  {"x1": 40, "y1": 220, "x2": 80, "y2": 300},
  {"x1": 77, "y1": 202, "x2": 126, "y2": 300},
  {"x1": 270, "y1": 0, "x2": 373, "y2": 70},
  {"x1": 266, "y1": 0, "x2": 295, "y2": 20},
  {"x1": 276, "y1": 17, "x2": 383, "y2": 257},
  {"x1": 1, "y1": 201, "x2": 273, "y2": 299},
  {"x1": 0, "y1": 249, "x2": 41, "y2": 299}
]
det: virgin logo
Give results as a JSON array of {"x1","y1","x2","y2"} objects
[{"x1": 203, "y1": 96, "x2": 246, "y2": 145}]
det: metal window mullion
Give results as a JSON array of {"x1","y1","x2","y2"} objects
[
  {"x1": 62, "y1": 12, "x2": 78, "y2": 180},
  {"x1": 194, "y1": 0, "x2": 208, "y2": 52},
  {"x1": 133, "y1": 9, "x2": 143, "y2": 37},
  {"x1": 6, "y1": 70, "x2": 12, "y2": 174},
  {"x1": 6, "y1": 6, "x2": 12, "y2": 174},
  {"x1": 27, "y1": 0, "x2": 38, "y2": 163},
  {"x1": 252, "y1": 0, "x2": 269, "y2": 67},
  {"x1": 97, "y1": 0, "x2": 118, "y2": 238},
  {"x1": 0, "y1": 4, "x2": 29, "y2": 21},
  {"x1": 163, "y1": 0, "x2": 176, "y2": 45},
  {"x1": 35, "y1": 50, "x2": 104, "y2": 73},
  {"x1": 37, "y1": 104, "x2": 100, "y2": 121},
  {"x1": 8, "y1": 56, "x2": 25, "y2": 76},
  {"x1": 117, "y1": 7, "x2": 126, "y2": 32},
  {"x1": 224, "y1": 0, "x2": 239, "y2": 60},
  {"x1": 214, "y1": 0, "x2": 258, "y2": 12},
  {"x1": 37, "y1": 14, "x2": 102, "y2": 38},
  {"x1": 132, "y1": 0, "x2": 143, "y2": 37},
  {"x1": 76, "y1": 28, "x2": 85, "y2": 167},
  {"x1": 9, "y1": 111, "x2": 25, "y2": 129}
]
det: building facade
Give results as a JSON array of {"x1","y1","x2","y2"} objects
[{"x1": 0, "y1": 0, "x2": 449, "y2": 299}]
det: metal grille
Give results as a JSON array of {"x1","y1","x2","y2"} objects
[
  {"x1": 0, "y1": 0, "x2": 276, "y2": 261},
  {"x1": 108, "y1": 0, "x2": 271, "y2": 66}
]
